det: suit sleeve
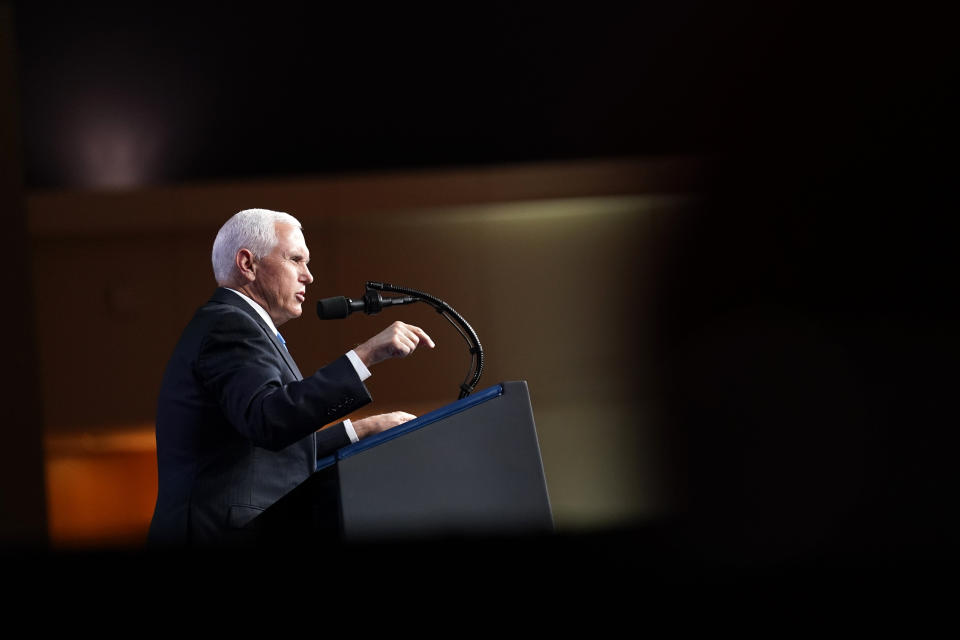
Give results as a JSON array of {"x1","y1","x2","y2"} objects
[
  {"x1": 196, "y1": 310, "x2": 372, "y2": 451},
  {"x1": 316, "y1": 422, "x2": 351, "y2": 458}
]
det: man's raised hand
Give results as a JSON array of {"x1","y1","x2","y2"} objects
[{"x1": 353, "y1": 321, "x2": 435, "y2": 367}]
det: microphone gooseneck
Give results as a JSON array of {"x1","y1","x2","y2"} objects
[
  {"x1": 366, "y1": 281, "x2": 484, "y2": 400},
  {"x1": 316, "y1": 281, "x2": 484, "y2": 399}
]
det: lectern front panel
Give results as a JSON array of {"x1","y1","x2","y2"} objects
[{"x1": 337, "y1": 381, "x2": 553, "y2": 540}]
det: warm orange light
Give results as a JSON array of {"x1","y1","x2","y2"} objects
[{"x1": 44, "y1": 426, "x2": 157, "y2": 549}]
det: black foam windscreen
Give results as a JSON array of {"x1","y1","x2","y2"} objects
[{"x1": 317, "y1": 296, "x2": 350, "y2": 319}]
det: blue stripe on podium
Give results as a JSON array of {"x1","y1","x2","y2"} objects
[{"x1": 317, "y1": 383, "x2": 504, "y2": 471}]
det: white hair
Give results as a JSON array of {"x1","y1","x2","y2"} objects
[{"x1": 211, "y1": 208, "x2": 302, "y2": 285}]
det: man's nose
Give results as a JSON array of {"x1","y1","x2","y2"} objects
[{"x1": 301, "y1": 265, "x2": 314, "y2": 284}]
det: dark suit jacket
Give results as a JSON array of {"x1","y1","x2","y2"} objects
[{"x1": 148, "y1": 287, "x2": 372, "y2": 546}]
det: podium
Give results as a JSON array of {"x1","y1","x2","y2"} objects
[{"x1": 248, "y1": 381, "x2": 554, "y2": 544}]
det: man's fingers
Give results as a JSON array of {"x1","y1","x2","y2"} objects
[
  {"x1": 398, "y1": 324, "x2": 433, "y2": 349},
  {"x1": 411, "y1": 325, "x2": 435, "y2": 349},
  {"x1": 390, "y1": 323, "x2": 433, "y2": 357},
  {"x1": 352, "y1": 411, "x2": 418, "y2": 438},
  {"x1": 358, "y1": 321, "x2": 436, "y2": 366},
  {"x1": 391, "y1": 338, "x2": 412, "y2": 358}
]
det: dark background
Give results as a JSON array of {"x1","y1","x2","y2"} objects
[
  {"x1": 7, "y1": 1, "x2": 956, "y2": 586},
  {"x1": 16, "y1": 2, "x2": 923, "y2": 189}
]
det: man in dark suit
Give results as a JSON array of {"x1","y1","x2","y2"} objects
[{"x1": 148, "y1": 208, "x2": 434, "y2": 546}]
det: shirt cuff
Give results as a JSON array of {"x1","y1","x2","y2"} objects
[
  {"x1": 342, "y1": 418, "x2": 359, "y2": 443},
  {"x1": 346, "y1": 349, "x2": 372, "y2": 381}
]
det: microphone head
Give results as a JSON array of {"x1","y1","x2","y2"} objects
[{"x1": 317, "y1": 296, "x2": 351, "y2": 320}]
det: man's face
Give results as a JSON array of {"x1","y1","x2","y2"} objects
[{"x1": 250, "y1": 222, "x2": 313, "y2": 326}]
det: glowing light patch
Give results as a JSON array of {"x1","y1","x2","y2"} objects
[{"x1": 65, "y1": 95, "x2": 169, "y2": 189}]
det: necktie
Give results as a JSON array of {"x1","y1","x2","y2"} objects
[{"x1": 276, "y1": 332, "x2": 287, "y2": 350}]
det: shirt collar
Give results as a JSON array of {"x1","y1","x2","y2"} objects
[{"x1": 224, "y1": 288, "x2": 280, "y2": 337}]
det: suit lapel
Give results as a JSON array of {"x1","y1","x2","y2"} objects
[
  {"x1": 210, "y1": 288, "x2": 304, "y2": 381},
  {"x1": 274, "y1": 335, "x2": 303, "y2": 381}
]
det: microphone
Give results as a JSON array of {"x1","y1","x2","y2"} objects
[{"x1": 317, "y1": 289, "x2": 417, "y2": 319}]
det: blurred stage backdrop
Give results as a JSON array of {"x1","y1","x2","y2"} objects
[
  {"x1": 32, "y1": 158, "x2": 702, "y2": 547},
  {"x1": 2, "y1": 2, "x2": 954, "y2": 577}
]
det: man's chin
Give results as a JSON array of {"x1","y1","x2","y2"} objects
[{"x1": 274, "y1": 306, "x2": 302, "y2": 327}]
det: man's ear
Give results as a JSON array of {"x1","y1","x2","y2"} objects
[{"x1": 235, "y1": 248, "x2": 257, "y2": 282}]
